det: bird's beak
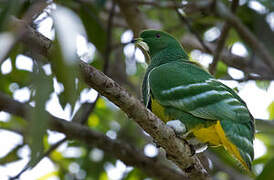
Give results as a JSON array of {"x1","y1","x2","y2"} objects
[
  {"x1": 132, "y1": 38, "x2": 149, "y2": 52},
  {"x1": 131, "y1": 37, "x2": 142, "y2": 43},
  {"x1": 131, "y1": 37, "x2": 143, "y2": 43}
]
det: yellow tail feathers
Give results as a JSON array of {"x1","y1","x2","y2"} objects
[{"x1": 193, "y1": 121, "x2": 248, "y2": 170}]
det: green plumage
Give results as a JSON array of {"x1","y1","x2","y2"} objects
[{"x1": 138, "y1": 30, "x2": 254, "y2": 170}]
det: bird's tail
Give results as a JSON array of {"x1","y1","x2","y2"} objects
[{"x1": 218, "y1": 120, "x2": 254, "y2": 170}]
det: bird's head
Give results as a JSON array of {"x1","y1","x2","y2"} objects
[{"x1": 134, "y1": 30, "x2": 186, "y2": 64}]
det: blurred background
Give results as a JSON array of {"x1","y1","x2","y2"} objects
[{"x1": 0, "y1": 0, "x2": 274, "y2": 179}]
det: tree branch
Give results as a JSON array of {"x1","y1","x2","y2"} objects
[
  {"x1": 173, "y1": 0, "x2": 212, "y2": 54},
  {"x1": 0, "y1": 92, "x2": 186, "y2": 180},
  {"x1": 131, "y1": 0, "x2": 186, "y2": 9},
  {"x1": 114, "y1": 0, "x2": 149, "y2": 36},
  {"x1": 10, "y1": 17, "x2": 209, "y2": 179},
  {"x1": 79, "y1": 60, "x2": 208, "y2": 179}
]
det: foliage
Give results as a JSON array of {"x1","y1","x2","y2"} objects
[{"x1": 0, "y1": 0, "x2": 274, "y2": 179}]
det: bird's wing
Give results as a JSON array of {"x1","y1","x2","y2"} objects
[
  {"x1": 148, "y1": 61, "x2": 254, "y2": 169},
  {"x1": 148, "y1": 61, "x2": 251, "y2": 124}
]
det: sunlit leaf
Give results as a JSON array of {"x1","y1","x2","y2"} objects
[
  {"x1": 256, "y1": 81, "x2": 270, "y2": 91},
  {"x1": 88, "y1": 114, "x2": 99, "y2": 127},
  {"x1": 215, "y1": 61, "x2": 228, "y2": 79},
  {"x1": 123, "y1": 168, "x2": 147, "y2": 180},
  {"x1": 37, "y1": 171, "x2": 58, "y2": 180},
  {"x1": 99, "y1": 172, "x2": 108, "y2": 180},
  {"x1": 51, "y1": 151, "x2": 64, "y2": 162},
  {"x1": 267, "y1": 101, "x2": 274, "y2": 120},
  {"x1": 96, "y1": 98, "x2": 105, "y2": 109},
  {"x1": 0, "y1": 144, "x2": 23, "y2": 165},
  {"x1": 226, "y1": 29, "x2": 240, "y2": 48}
]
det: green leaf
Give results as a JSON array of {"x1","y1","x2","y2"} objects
[
  {"x1": 0, "y1": 77, "x2": 11, "y2": 94},
  {"x1": 4, "y1": 69, "x2": 31, "y2": 88},
  {"x1": 256, "y1": 158, "x2": 274, "y2": 180},
  {"x1": 49, "y1": 39, "x2": 79, "y2": 111},
  {"x1": 37, "y1": 171, "x2": 58, "y2": 180},
  {"x1": 256, "y1": 81, "x2": 270, "y2": 91},
  {"x1": 78, "y1": 4, "x2": 107, "y2": 55},
  {"x1": 215, "y1": 61, "x2": 228, "y2": 79},
  {"x1": 0, "y1": 0, "x2": 22, "y2": 31},
  {"x1": 0, "y1": 115, "x2": 27, "y2": 132},
  {"x1": 99, "y1": 172, "x2": 108, "y2": 180},
  {"x1": 226, "y1": 29, "x2": 241, "y2": 48},
  {"x1": 267, "y1": 101, "x2": 274, "y2": 120},
  {"x1": 123, "y1": 168, "x2": 148, "y2": 180},
  {"x1": 0, "y1": 144, "x2": 23, "y2": 165},
  {"x1": 87, "y1": 114, "x2": 100, "y2": 127},
  {"x1": 29, "y1": 65, "x2": 52, "y2": 167}
]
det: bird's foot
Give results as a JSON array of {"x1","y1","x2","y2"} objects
[
  {"x1": 166, "y1": 120, "x2": 196, "y2": 156},
  {"x1": 187, "y1": 138, "x2": 208, "y2": 154},
  {"x1": 183, "y1": 139, "x2": 196, "y2": 156},
  {"x1": 166, "y1": 120, "x2": 207, "y2": 156}
]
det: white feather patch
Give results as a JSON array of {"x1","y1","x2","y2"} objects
[{"x1": 166, "y1": 120, "x2": 186, "y2": 134}]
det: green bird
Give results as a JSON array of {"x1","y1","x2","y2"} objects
[{"x1": 135, "y1": 30, "x2": 254, "y2": 170}]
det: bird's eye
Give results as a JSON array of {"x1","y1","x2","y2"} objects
[{"x1": 156, "y1": 33, "x2": 161, "y2": 38}]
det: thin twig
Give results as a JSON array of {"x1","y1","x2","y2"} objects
[
  {"x1": 233, "y1": 75, "x2": 274, "y2": 82},
  {"x1": 9, "y1": 137, "x2": 67, "y2": 180},
  {"x1": 174, "y1": 4, "x2": 212, "y2": 54},
  {"x1": 131, "y1": 0, "x2": 182, "y2": 9},
  {"x1": 75, "y1": 98, "x2": 100, "y2": 124},
  {"x1": 103, "y1": 0, "x2": 116, "y2": 75},
  {"x1": 209, "y1": 0, "x2": 239, "y2": 74},
  {"x1": 208, "y1": 23, "x2": 230, "y2": 74}
]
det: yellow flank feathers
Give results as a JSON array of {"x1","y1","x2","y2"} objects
[
  {"x1": 193, "y1": 121, "x2": 248, "y2": 169},
  {"x1": 151, "y1": 98, "x2": 170, "y2": 122},
  {"x1": 192, "y1": 124, "x2": 221, "y2": 146}
]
